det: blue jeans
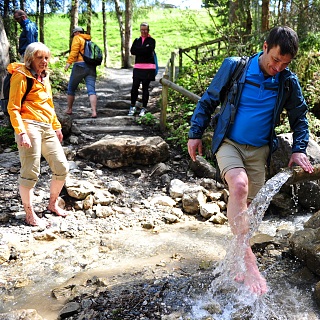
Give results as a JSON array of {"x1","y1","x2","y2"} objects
[{"x1": 67, "y1": 62, "x2": 96, "y2": 96}]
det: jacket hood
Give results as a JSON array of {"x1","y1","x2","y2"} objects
[
  {"x1": 78, "y1": 33, "x2": 91, "y2": 41},
  {"x1": 7, "y1": 63, "x2": 33, "y2": 78}
]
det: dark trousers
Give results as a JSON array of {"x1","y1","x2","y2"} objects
[{"x1": 131, "y1": 77, "x2": 151, "y2": 109}]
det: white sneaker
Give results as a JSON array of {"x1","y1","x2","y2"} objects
[
  {"x1": 139, "y1": 108, "x2": 146, "y2": 117},
  {"x1": 128, "y1": 106, "x2": 136, "y2": 116}
]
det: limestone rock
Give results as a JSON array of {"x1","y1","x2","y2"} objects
[{"x1": 78, "y1": 135, "x2": 169, "y2": 168}]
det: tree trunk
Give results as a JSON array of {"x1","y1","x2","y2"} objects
[
  {"x1": 87, "y1": 0, "x2": 92, "y2": 35},
  {"x1": 114, "y1": 0, "x2": 125, "y2": 68},
  {"x1": 261, "y1": 0, "x2": 269, "y2": 32},
  {"x1": 70, "y1": 0, "x2": 79, "y2": 49},
  {"x1": 123, "y1": 0, "x2": 132, "y2": 68},
  {"x1": 297, "y1": 0, "x2": 309, "y2": 37},
  {"x1": 39, "y1": 0, "x2": 45, "y2": 43},
  {"x1": 0, "y1": 15, "x2": 10, "y2": 98},
  {"x1": 229, "y1": 0, "x2": 238, "y2": 25},
  {"x1": 102, "y1": 1, "x2": 109, "y2": 67}
]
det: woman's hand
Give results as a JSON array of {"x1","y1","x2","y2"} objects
[
  {"x1": 55, "y1": 129, "x2": 63, "y2": 142},
  {"x1": 18, "y1": 133, "x2": 32, "y2": 148}
]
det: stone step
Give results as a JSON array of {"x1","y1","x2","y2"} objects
[
  {"x1": 74, "y1": 115, "x2": 137, "y2": 126},
  {"x1": 76, "y1": 125, "x2": 143, "y2": 133}
]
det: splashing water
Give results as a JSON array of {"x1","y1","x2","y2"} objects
[{"x1": 188, "y1": 169, "x2": 317, "y2": 319}]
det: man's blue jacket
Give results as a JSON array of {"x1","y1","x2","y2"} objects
[
  {"x1": 188, "y1": 54, "x2": 309, "y2": 164},
  {"x1": 19, "y1": 19, "x2": 38, "y2": 55}
]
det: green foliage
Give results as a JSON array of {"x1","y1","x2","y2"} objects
[
  {"x1": 43, "y1": 8, "x2": 215, "y2": 68},
  {"x1": 165, "y1": 60, "x2": 221, "y2": 153},
  {"x1": 0, "y1": 125, "x2": 17, "y2": 151},
  {"x1": 136, "y1": 112, "x2": 158, "y2": 126}
]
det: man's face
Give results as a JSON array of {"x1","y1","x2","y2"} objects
[
  {"x1": 14, "y1": 13, "x2": 24, "y2": 23},
  {"x1": 260, "y1": 42, "x2": 293, "y2": 76}
]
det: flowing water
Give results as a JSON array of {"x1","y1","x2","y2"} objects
[{"x1": 188, "y1": 168, "x2": 319, "y2": 320}]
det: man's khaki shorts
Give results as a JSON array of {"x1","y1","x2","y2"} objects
[{"x1": 216, "y1": 138, "x2": 269, "y2": 200}]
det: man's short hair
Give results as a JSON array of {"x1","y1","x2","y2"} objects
[{"x1": 266, "y1": 26, "x2": 299, "y2": 58}]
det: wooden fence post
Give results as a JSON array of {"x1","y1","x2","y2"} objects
[
  {"x1": 179, "y1": 48, "x2": 182, "y2": 70},
  {"x1": 160, "y1": 74, "x2": 169, "y2": 132},
  {"x1": 170, "y1": 51, "x2": 175, "y2": 82}
]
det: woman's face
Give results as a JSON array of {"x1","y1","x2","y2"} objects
[
  {"x1": 31, "y1": 50, "x2": 49, "y2": 74},
  {"x1": 140, "y1": 25, "x2": 149, "y2": 37}
]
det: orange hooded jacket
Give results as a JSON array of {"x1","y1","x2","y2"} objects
[
  {"x1": 66, "y1": 33, "x2": 92, "y2": 65},
  {"x1": 7, "y1": 62, "x2": 61, "y2": 135}
]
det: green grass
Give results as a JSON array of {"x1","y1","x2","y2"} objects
[{"x1": 43, "y1": 8, "x2": 215, "y2": 68}]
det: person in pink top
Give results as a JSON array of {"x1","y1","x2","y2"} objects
[{"x1": 128, "y1": 22, "x2": 156, "y2": 117}]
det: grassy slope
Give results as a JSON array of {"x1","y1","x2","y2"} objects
[{"x1": 44, "y1": 8, "x2": 215, "y2": 68}]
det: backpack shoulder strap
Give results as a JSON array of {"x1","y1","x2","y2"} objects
[
  {"x1": 231, "y1": 56, "x2": 249, "y2": 83},
  {"x1": 22, "y1": 77, "x2": 33, "y2": 103}
]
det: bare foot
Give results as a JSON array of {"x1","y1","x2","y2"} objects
[
  {"x1": 66, "y1": 109, "x2": 72, "y2": 115},
  {"x1": 235, "y1": 273, "x2": 245, "y2": 283},
  {"x1": 91, "y1": 114, "x2": 97, "y2": 118},
  {"x1": 240, "y1": 248, "x2": 268, "y2": 295},
  {"x1": 24, "y1": 204, "x2": 49, "y2": 228},
  {"x1": 47, "y1": 204, "x2": 68, "y2": 217},
  {"x1": 242, "y1": 261, "x2": 268, "y2": 295}
]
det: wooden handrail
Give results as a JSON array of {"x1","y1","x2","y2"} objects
[
  {"x1": 159, "y1": 36, "x2": 234, "y2": 132},
  {"x1": 160, "y1": 77, "x2": 200, "y2": 102}
]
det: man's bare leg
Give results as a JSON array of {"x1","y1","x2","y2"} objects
[{"x1": 225, "y1": 168, "x2": 268, "y2": 295}]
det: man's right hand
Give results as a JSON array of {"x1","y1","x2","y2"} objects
[{"x1": 187, "y1": 139, "x2": 203, "y2": 161}]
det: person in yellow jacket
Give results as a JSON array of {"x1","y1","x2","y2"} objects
[
  {"x1": 64, "y1": 26, "x2": 97, "y2": 118},
  {"x1": 7, "y1": 42, "x2": 69, "y2": 228}
]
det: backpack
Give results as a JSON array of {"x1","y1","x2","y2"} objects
[
  {"x1": 1, "y1": 73, "x2": 33, "y2": 115},
  {"x1": 80, "y1": 40, "x2": 103, "y2": 66},
  {"x1": 154, "y1": 51, "x2": 159, "y2": 76}
]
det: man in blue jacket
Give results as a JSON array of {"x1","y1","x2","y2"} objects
[
  {"x1": 188, "y1": 26, "x2": 314, "y2": 295},
  {"x1": 14, "y1": 10, "x2": 38, "y2": 60}
]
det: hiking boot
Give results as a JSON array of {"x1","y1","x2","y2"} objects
[
  {"x1": 139, "y1": 108, "x2": 146, "y2": 117},
  {"x1": 128, "y1": 106, "x2": 136, "y2": 116}
]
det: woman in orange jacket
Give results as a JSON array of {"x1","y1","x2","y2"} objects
[
  {"x1": 7, "y1": 42, "x2": 69, "y2": 228},
  {"x1": 64, "y1": 26, "x2": 97, "y2": 118}
]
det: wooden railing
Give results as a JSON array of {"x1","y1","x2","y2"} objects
[{"x1": 159, "y1": 37, "x2": 229, "y2": 132}]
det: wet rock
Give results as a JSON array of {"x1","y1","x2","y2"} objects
[
  {"x1": 304, "y1": 210, "x2": 320, "y2": 229},
  {"x1": 58, "y1": 302, "x2": 81, "y2": 319},
  {"x1": 270, "y1": 134, "x2": 320, "y2": 211},
  {"x1": 289, "y1": 228, "x2": 320, "y2": 275},
  {"x1": 250, "y1": 233, "x2": 278, "y2": 251}
]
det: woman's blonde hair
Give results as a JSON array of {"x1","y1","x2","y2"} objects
[{"x1": 24, "y1": 42, "x2": 51, "y2": 69}]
